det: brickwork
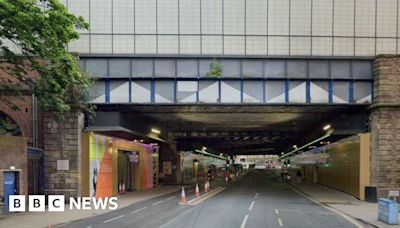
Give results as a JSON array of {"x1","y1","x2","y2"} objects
[
  {"x1": 370, "y1": 55, "x2": 400, "y2": 197},
  {"x1": 43, "y1": 111, "x2": 84, "y2": 200},
  {"x1": 0, "y1": 96, "x2": 33, "y2": 145},
  {"x1": 0, "y1": 136, "x2": 28, "y2": 198}
]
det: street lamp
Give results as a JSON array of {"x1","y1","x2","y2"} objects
[
  {"x1": 151, "y1": 128, "x2": 161, "y2": 134},
  {"x1": 323, "y1": 124, "x2": 331, "y2": 131}
]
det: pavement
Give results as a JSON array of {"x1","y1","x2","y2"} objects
[
  {"x1": 61, "y1": 170, "x2": 359, "y2": 228},
  {"x1": 288, "y1": 177, "x2": 400, "y2": 228},
  {"x1": 0, "y1": 185, "x2": 182, "y2": 228}
]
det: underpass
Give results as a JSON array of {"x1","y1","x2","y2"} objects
[{"x1": 2, "y1": 1, "x2": 400, "y2": 227}]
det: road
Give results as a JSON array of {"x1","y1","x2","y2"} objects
[{"x1": 63, "y1": 170, "x2": 358, "y2": 228}]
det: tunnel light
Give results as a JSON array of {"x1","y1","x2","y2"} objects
[
  {"x1": 323, "y1": 124, "x2": 331, "y2": 131},
  {"x1": 293, "y1": 145, "x2": 298, "y2": 149},
  {"x1": 202, "y1": 146, "x2": 207, "y2": 151},
  {"x1": 151, "y1": 128, "x2": 161, "y2": 134},
  {"x1": 281, "y1": 152, "x2": 284, "y2": 155}
]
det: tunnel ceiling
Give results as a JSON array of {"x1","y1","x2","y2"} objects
[{"x1": 94, "y1": 105, "x2": 368, "y2": 155}]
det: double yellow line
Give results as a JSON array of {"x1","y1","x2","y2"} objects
[{"x1": 187, "y1": 187, "x2": 226, "y2": 206}]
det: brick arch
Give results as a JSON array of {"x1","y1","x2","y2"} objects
[
  {"x1": 0, "y1": 110, "x2": 22, "y2": 135},
  {"x1": 0, "y1": 96, "x2": 32, "y2": 142}
]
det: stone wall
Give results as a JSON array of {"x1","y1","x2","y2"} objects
[
  {"x1": 370, "y1": 55, "x2": 400, "y2": 197},
  {"x1": 43, "y1": 111, "x2": 84, "y2": 200}
]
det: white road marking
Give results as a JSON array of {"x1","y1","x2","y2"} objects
[
  {"x1": 240, "y1": 214, "x2": 249, "y2": 228},
  {"x1": 249, "y1": 201, "x2": 255, "y2": 210},
  {"x1": 103, "y1": 215, "x2": 125, "y2": 223},
  {"x1": 254, "y1": 193, "x2": 259, "y2": 199},
  {"x1": 86, "y1": 226, "x2": 92, "y2": 228},
  {"x1": 166, "y1": 196, "x2": 176, "y2": 200},
  {"x1": 275, "y1": 209, "x2": 279, "y2": 215},
  {"x1": 131, "y1": 207, "x2": 147, "y2": 214},
  {"x1": 278, "y1": 218, "x2": 283, "y2": 227},
  {"x1": 152, "y1": 200, "x2": 164, "y2": 206}
]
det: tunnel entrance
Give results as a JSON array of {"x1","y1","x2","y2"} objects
[
  {"x1": 90, "y1": 104, "x2": 369, "y2": 156},
  {"x1": 86, "y1": 103, "x2": 372, "y2": 200}
]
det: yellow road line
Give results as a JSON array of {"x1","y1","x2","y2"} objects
[{"x1": 187, "y1": 187, "x2": 226, "y2": 205}]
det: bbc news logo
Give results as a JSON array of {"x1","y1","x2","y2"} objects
[{"x1": 9, "y1": 195, "x2": 118, "y2": 212}]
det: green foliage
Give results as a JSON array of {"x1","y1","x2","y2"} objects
[
  {"x1": 0, "y1": 112, "x2": 21, "y2": 135},
  {"x1": 0, "y1": 0, "x2": 93, "y2": 117},
  {"x1": 206, "y1": 59, "x2": 223, "y2": 78}
]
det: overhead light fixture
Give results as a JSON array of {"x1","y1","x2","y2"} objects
[
  {"x1": 202, "y1": 146, "x2": 207, "y2": 151},
  {"x1": 281, "y1": 152, "x2": 284, "y2": 155},
  {"x1": 323, "y1": 124, "x2": 331, "y2": 131},
  {"x1": 151, "y1": 128, "x2": 161, "y2": 134},
  {"x1": 293, "y1": 145, "x2": 298, "y2": 149}
]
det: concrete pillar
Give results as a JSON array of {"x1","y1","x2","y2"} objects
[
  {"x1": 43, "y1": 111, "x2": 84, "y2": 200},
  {"x1": 370, "y1": 55, "x2": 400, "y2": 198}
]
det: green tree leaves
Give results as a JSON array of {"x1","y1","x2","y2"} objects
[{"x1": 0, "y1": 0, "x2": 92, "y2": 117}]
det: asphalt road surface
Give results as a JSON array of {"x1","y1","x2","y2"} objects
[{"x1": 63, "y1": 170, "x2": 357, "y2": 228}]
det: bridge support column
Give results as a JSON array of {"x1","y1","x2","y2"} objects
[
  {"x1": 43, "y1": 111, "x2": 84, "y2": 200},
  {"x1": 370, "y1": 55, "x2": 400, "y2": 198}
]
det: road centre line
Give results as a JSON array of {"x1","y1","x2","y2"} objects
[
  {"x1": 166, "y1": 196, "x2": 176, "y2": 200},
  {"x1": 249, "y1": 201, "x2": 255, "y2": 210},
  {"x1": 254, "y1": 193, "x2": 259, "y2": 199},
  {"x1": 103, "y1": 215, "x2": 125, "y2": 223},
  {"x1": 275, "y1": 209, "x2": 279, "y2": 214},
  {"x1": 278, "y1": 218, "x2": 283, "y2": 227},
  {"x1": 187, "y1": 187, "x2": 226, "y2": 205},
  {"x1": 131, "y1": 207, "x2": 147, "y2": 214},
  {"x1": 240, "y1": 214, "x2": 249, "y2": 228},
  {"x1": 152, "y1": 200, "x2": 164, "y2": 206}
]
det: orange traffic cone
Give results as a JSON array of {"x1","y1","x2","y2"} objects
[
  {"x1": 179, "y1": 187, "x2": 187, "y2": 205},
  {"x1": 195, "y1": 183, "x2": 200, "y2": 197},
  {"x1": 204, "y1": 179, "x2": 209, "y2": 193}
]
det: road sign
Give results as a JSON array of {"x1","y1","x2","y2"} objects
[
  {"x1": 129, "y1": 151, "x2": 139, "y2": 164},
  {"x1": 57, "y1": 160, "x2": 69, "y2": 171}
]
